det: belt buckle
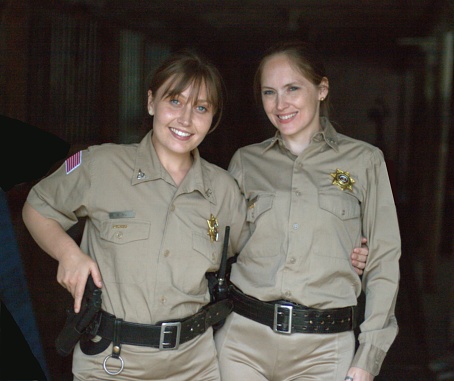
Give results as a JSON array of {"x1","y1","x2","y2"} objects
[
  {"x1": 159, "y1": 322, "x2": 181, "y2": 350},
  {"x1": 273, "y1": 304, "x2": 292, "y2": 334}
]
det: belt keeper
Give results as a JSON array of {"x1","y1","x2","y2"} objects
[
  {"x1": 103, "y1": 318, "x2": 125, "y2": 376},
  {"x1": 112, "y1": 318, "x2": 123, "y2": 358}
]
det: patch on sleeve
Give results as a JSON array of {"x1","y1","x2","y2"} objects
[{"x1": 65, "y1": 151, "x2": 82, "y2": 174}]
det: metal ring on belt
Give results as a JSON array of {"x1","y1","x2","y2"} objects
[{"x1": 230, "y1": 285, "x2": 356, "y2": 334}]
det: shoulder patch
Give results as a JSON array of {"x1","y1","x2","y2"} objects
[{"x1": 65, "y1": 151, "x2": 82, "y2": 174}]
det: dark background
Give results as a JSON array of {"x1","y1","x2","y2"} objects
[{"x1": 1, "y1": 0, "x2": 454, "y2": 380}]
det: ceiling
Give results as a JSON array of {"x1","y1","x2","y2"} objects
[{"x1": 66, "y1": 0, "x2": 444, "y2": 57}]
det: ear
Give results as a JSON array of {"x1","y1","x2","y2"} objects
[
  {"x1": 319, "y1": 77, "x2": 329, "y2": 100},
  {"x1": 147, "y1": 90, "x2": 154, "y2": 116}
]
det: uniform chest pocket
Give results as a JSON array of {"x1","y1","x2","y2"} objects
[
  {"x1": 100, "y1": 220, "x2": 150, "y2": 243},
  {"x1": 246, "y1": 192, "x2": 275, "y2": 223},
  {"x1": 167, "y1": 232, "x2": 222, "y2": 296},
  {"x1": 192, "y1": 232, "x2": 222, "y2": 267},
  {"x1": 98, "y1": 220, "x2": 151, "y2": 284},
  {"x1": 318, "y1": 188, "x2": 360, "y2": 220}
]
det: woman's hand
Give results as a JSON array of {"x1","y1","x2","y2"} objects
[
  {"x1": 56, "y1": 249, "x2": 102, "y2": 313},
  {"x1": 351, "y1": 237, "x2": 368, "y2": 275},
  {"x1": 344, "y1": 366, "x2": 374, "y2": 381}
]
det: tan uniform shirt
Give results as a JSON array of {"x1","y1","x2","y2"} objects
[
  {"x1": 228, "y1": 117, "x2": 401, "y2": 376},
  {"x1": 27, "y1": 130, "x2": 248, "y2": 325}
]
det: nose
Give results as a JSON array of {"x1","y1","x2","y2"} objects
[
  {"x1": 275, "y1": 94, "x2": 288, "y2": 110},
  {"x1": 178, "y1": 104, "x2": 192, "y2": 126}
]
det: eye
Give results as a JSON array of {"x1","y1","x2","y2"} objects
[
  {"x1": 288, "y1": 86, "x2": 299, "y2": 92},
  {"x1": 170, "y1": 98, "x2": 180, "y2": 106},
  {"x1": 262, "y1": 89, "x2": 274, "y2": 96},
  {"x1": 196, "y1": 105, "x2": 208, "y2": 113}
]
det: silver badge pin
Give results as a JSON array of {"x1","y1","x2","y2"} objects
[{"x1": 137, "y1": 169, "x2": 145, "y2": 180}]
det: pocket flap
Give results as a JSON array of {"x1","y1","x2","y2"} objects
[{"x1": 100, "y1": 220, "x2": 150, "y2": 244}]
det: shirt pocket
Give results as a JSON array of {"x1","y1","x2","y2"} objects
[
  {"x1": 246, "y1": 192, "x2": 275, "y2": 223},
  {"x1": 168, "y1": 232, "x2": 223, "y2": 297},
  {"x1": 318, "y1": 188, "x2": 360, "y2": 220},
  {"x1": 242, "y1": 192, "x2": 282, "y2": 257},
  {"x1": 100, "y1": 219, "x2": 151, "y2": 243},
  {"x1": 192, "y1": 231, "x2": 222, "y2": 269},
  {"x1": 98, "y1": 219, "x2": 151, "y2": 284}
]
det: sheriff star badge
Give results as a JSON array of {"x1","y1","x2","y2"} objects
[{"x1": 330, "y1": 168, "x2": 355, "y2": 191}]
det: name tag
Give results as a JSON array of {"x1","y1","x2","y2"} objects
[{"x1": 109, "y1": 211, "x2": 135, "y2": 219}]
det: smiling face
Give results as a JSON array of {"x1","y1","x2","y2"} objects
[
  {"x1": 148, "y1": 76, "x2": 214, "y2": 158},
  {"x1": 260, "y1": 53, "x2": 328, "y2": 142}
]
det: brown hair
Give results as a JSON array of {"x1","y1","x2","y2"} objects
[
  {"x1": 253, "y1": 41, "x2": 330, "y2": 116},
  {"x1": 148, "y1": 49, "x2": 225, "y2": 132}
]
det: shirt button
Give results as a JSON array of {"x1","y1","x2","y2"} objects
[
  {"x1": 160, "y1": 296, "x2": 167, "y2": 304},
  {"x1": 164, "y1": 250, "x2": 170, "y2": 257},
  {"x1": 295, "y1": 191, "x2": 301, "y2": 196},
  {"x1": 115, "y1": 232, "x2": 123, "y2": 239},
  {"x1": 170, "y1": 204, "x2": 175, "y2": 212},
  {"x1": 341, "y1": 209, "x2": 346, "y2": 216},
  {"x1": 289, "y1": 257, "x2": 296, "y2": 264},
  {"x1": 285, "y1": 291, "x2": 291, "y2": 297},
  {"x1": 292, "y1": 223, "x2": 299, "y2": 230}
]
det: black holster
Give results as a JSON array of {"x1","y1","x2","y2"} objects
[{"x1": 55, "y1": 276, "x2": 102, "y2": 356}]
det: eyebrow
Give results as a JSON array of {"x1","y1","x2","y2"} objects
[{"x1": 261, "y1": 82, "x2": 299, "y2": 90}]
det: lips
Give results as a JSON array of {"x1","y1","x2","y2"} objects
[
  {"x1": 277, "y1": 112, "x2": 297, "y2": 121},
  {"x1": 170, "y1": 127, "x2": 191, "y2": 138}
]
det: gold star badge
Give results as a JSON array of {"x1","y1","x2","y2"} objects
[
  {"x1": 207, "y1": 214, "x2": 219, "y2": 242},
  {"x1": 330, "y1": 169, "x2": 355, "y2": 191}
]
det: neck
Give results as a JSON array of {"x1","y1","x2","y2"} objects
[
  {"x1": 282, "y1": 128, "x2": 320, "y2": 156},
  {"x1": 152, "y1": 140, "x2": 194, "y2": 186}
]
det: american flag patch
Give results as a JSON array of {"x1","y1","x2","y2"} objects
[{"x1": 65, "y1": 151, "x2": 82, "y2": 174}]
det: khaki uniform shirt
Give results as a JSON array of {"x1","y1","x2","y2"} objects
[
  {"x1": 228, "y1": 117, "x2": 401, "y2": 376},
  {"x1": 27, "y1": 130, "x2": 248, "y2": 325}
]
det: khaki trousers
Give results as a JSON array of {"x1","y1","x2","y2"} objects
[
  {"x1": 73, "y1": 327, "x2": 220, "y2": 381},
  {"x1": 215, "y1": 312, "x2": 355, "y2": 381}
]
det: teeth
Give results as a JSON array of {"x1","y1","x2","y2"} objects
[
  {"x1": 171, "y1": 128, "x2": 190, "y2": 137},
  {"x1": 278, "y1": 113, "x2": 296, "y2": 120}
]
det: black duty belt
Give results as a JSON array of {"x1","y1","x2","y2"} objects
[
  {"x1": 230, "y1": 285, "x2": 356, "y2": 334},
  {"x1": 84, "y1": 299, "x2": 233, "y2": 352}
]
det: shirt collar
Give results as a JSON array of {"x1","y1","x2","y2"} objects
[
  {"x1": 262, "y1": 116, "x2": 339, "y2": 154},
  {"x1": 180, "y1": 149, "x2": 216, "y2": 204},
  {"x1": 315, "y1": 116, "x2": 339, "y2": 152},
  {"x1": 263, "y1": 132, "x2": 280, "y2": 153},
  {"x1": 131, "y1": 130, "x2": 215, "y2": 203}
]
